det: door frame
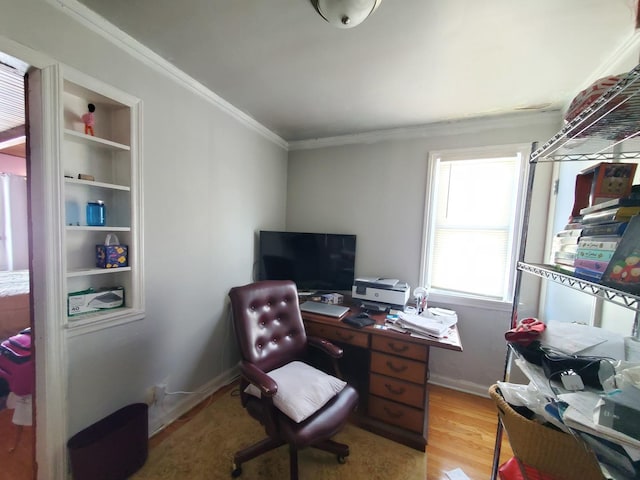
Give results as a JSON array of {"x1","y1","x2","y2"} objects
[{"x1": 0, "y1": 35, "x2": 67, "y2": 480}]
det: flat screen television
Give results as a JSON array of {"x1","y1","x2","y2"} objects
[{"x1": 258, "y1": 231, "x2": 356, "y2": 292}]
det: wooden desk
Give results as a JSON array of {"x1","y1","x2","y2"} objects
[{"x1": 301, "y1": 309, "x2": 463, "y2": 451}]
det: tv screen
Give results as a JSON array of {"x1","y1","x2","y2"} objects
[{"x1": 258, "y1": 231, "x2": 356, "y2": 292}]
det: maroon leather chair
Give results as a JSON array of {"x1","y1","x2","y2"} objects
[{"x1": 228, "y1": 280, "x2": 359, "y2": 480}]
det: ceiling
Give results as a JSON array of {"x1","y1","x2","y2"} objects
[
  {"x1": 4, "y1": 0, "x2": 640, "y2": 145},
  {"x1": 71, "y1": 0, "x2": 638, "y2": 143}
]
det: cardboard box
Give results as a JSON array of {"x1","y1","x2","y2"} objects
[
  {"x1": 68, "y1": 287, "x2": 124, "y2": 316},
  {"x1": 571, "y1": 162, "x2": 637, "y2": 217},
  {"x1": 320, "y1": 293, "x2": 344, "y2": 304}
]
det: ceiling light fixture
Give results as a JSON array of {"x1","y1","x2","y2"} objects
[{"x1": 310, "y1": 0, "x2": 382, "y2": 28}]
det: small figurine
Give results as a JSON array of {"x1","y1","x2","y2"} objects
[{"x1": 82, "y1": 103, "x2": 95, "y2": 136}]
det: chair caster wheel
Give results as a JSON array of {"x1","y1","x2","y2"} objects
[
  {"x1": 337, "y1": 455, "x2": 347, "y2": 464},
  {"x1": 231, "y1": 464, "x2": 242, "y2": 477}
]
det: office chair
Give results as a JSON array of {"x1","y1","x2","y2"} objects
[{"x1": 228, "y1": 280, "x2": 359, "y2": 480}]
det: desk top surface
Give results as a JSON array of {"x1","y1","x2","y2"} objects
[{"x1": 301, "y1": 308, "x2": 463, "y2": 352}]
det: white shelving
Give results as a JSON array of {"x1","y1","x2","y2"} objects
[{"x1": 61, "y1": 68, "x2": 143, "y2": 330}]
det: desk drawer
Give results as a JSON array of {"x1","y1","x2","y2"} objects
[
  {"x1": 305, "y1": 322, "x2": 369, "y2": 348},
  {"x1": 369, "y1": 373, "x2": 425, "y2": 409},
  {"x1": 368, "y1": 396, "x2": 424, "y2": 433},
  {"x1": 370, "y1": 351, "x2": 426, "y2": 384},
  {"x1": 371, "y1": 336, "x2": 428, "y2": 362}
]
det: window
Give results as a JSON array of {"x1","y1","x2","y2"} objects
[{"x1": 421, "y1": 144, "x2": 530, "y2": 304}]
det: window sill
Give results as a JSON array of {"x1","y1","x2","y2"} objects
[{"x1": 427, "y1": 291, "x2": 512, "y2": 312}]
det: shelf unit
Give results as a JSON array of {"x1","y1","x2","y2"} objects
[
  {"x1": 491, "y1": 64, "x2": 640, "y2": 479},
  {"x1": 61, "y1": 68, "x2": 143, "y2": 331}
]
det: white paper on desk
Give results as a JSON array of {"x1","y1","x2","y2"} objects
[{"x1": 398, "y1": 310, "x2": 457, "y2": 337}]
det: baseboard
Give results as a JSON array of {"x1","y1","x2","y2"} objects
[
  {"x1": 428, "y1": 374, "x2": 491, "y2": 398},
  {"x1": 148, "y1": 366, "x2": 239, "y2": 436}
]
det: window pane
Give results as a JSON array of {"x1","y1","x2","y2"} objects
[
  {"x1": 425, "y1": 146, "x2": 527, "y2": 302},
  {"x1": 431, "y1": 229, "x2": 508, "y2": 298}
]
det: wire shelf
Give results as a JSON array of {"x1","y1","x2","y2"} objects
[
  {"x1": 531, "y1": 65, "x2": 640, "y2": 163},
  {"x1": 519, "y1": 262, "x2": 640, "y2": 311}
]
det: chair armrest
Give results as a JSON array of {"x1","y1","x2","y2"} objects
[
  {"x1": 239, "y1": 361, "x2": 278, "y2": 397},
  {"x1": 307, "y1": 335, "x2": 343, "y2": 359}
]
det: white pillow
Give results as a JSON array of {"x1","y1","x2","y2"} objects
[{"x1": 244, "y1": 361, "x2": 347, "y2": 423}]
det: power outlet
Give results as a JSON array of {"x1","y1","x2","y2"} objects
[
  {"x1": 154, "y1": 383, "x2": 167, "y2": 405},
  {"x1": 144, "y1": 386, "x2": 156, "y2": 406}
]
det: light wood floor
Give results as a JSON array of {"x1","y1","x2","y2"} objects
[
  {"x1": 153, "y1": 381, "x2": 514, "y2": 479},
  {"x1": 427, "y1": 383, "x2": 513, "y2": 479},
  {"x1": 0, "y1": 382, "x2": 513, "y2": 480},
  {"x1": 0, "y1": 405, "x2": 35, "y2": 480}
]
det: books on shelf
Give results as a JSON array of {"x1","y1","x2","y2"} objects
[
  {"x1": 570, "y1": 234, "x2": 623, "y2": 281},
  {"x1": 601, "y1": 215, "x2": 640, "y2": 294},
  {"x1": 580, "y1": 197, "x2": 640, "y2": 216},
  {"x1": 581, "y1": 206, "x2": 640, "y2": 225},
  {"x1": 580, "y1": 221, "x2": 628, "y2": 238}
]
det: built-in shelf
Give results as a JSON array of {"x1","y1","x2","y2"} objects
[
  {"x1": 65, "y1": 307, "x2": 146, "y2": 337},
  {"x1": 64, "y1": 128, "x2": 130, "y2": 151},
  {"x1": 66, "y1": 267, "x2": 132, "y2": 278},
  {"x1": 61, "y1": 68, "x2": 142, "y2": 331},
  {"x1": 65, "y1": 226, "x2": 130, "y2": 232},
  {"x1": 64, "y1": 178, "x2": 130, "y2": 191}
]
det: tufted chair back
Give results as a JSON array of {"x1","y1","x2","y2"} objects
[{"x1": 229, "y1": 280, "x2": 307, "y2": 375}]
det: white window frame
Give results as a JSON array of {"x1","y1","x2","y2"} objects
[{"x1": 419, "y1": 143, "x2": 531, "y2": 310}]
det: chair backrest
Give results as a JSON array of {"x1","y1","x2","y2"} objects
[{"x1": 229, "y1": 280, "x2": 307, "y2": 373}]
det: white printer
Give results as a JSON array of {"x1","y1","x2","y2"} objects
[{"x1": 351, "y1": 277, "x2": 410, "y2": 309}]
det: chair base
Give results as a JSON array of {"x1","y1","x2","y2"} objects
[{"x1": 232, "y1": 437, "x2": 350, "y2": 480}]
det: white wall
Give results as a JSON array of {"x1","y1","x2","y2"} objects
[
  {"x1": 287, "y1": 112, "x2": 561, "y2": 394},
  {"x1": 1, "y1": 0, "x2": 288, "y2": 454}
]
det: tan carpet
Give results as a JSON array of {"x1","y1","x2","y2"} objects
[{"x1": 132, "y1": 390, "x2": 426, "y2": 479}]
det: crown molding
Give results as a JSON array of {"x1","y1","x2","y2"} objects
[
  {"x1": 288, "y1": 110, "x2": 562, "y2": 151},
  {"x1": 45, "y1": 0, "x2": 288, "y2": 150}
]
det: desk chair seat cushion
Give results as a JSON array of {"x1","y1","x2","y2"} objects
[
  {"x1": 245, "y1": 383, "x2": 359, "y2": 449},
  {"x1": 244, "y1": 361, "x2": 347, "y2": 423}
]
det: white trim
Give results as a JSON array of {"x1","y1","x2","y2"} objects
[
  {"x1": 29, "y1": 64, "x2": 69, "y2": 480},
  {"x1": 45, "y1": 0, "x2": 288, "y2": 150},
  {"x1": 148, "y1": 367, "x2": 239, "y2": 436},
  {"x1": 420, "y1": 143, "x2": 531, "y2": 303},
  {"x1": 0, "y1": 34, "x2": 55, "y2": 70},
  {"x1": 428, "y1": 375, "x2": 490, "y2": 398},
  {"x1": 288, "y1": 110, "x2": 561, "y2": 151}
]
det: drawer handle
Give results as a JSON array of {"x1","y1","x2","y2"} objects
[
  {"x1": 384, "y1": 383, "x2": 405, "y2": 395},
  {"x1": 383, "y1": 406, "x2": 403, "y2": 419},
  {"x1": 386, "y1": 361, "x2": 407, "y2": 373},
  {"x1": 336, "y1": 331, "x2": 354, "y2": 341},
  {"x1": 388, "y1": 343, "x2": 408, "y2": 353}
]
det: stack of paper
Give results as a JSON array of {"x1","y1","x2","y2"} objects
[{"x1": 397, "y1": 309, "x2": 457, "y2": 338}]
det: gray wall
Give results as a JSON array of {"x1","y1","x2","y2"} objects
[
  {"x1": 287, "y1": 113, "x2": 560, "y2": 394},
  {"x1": 2, "y1": 0, "x2": 288, "y2": 439}
]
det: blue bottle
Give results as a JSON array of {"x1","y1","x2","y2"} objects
[{"x1": 86, "y1": 201, "x2": 106, "y2": 226}]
